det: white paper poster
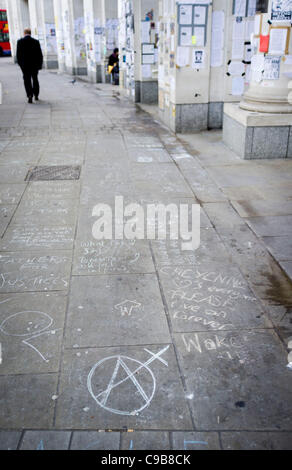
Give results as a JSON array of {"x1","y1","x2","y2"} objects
[
  {"x1": 142, "y1": 64, "x2": 152, "y2": 78},
  {"x1": 232, "y1": 76, "x2": 245, "y2": 95},
  {"x1": 263, "y1": 56, "x2": 281, "y2": 79},
  {"x1": 233, "y1": 0, "x2": 247, "y2": 17},
  {"x1": 194, "y1": 6, "x2": 207, "y2": 24},
  {"x1": 180, "y1": 26, "x2": 192, "y2": 46},
  {"x1": 192, "y1": 49, "x2": 205, "y2": 69},
  {"x1": 269, "y1": 28, "x2": 288, "y2": 54},
  {"x1": 210, "y1": 11, "x2": 224, "y2": 67},
  {"x1": 179, "y1": 5, "x2": 193, "y2": 25},
  {"x1": 228, "y1": 61, "x2": 245, "y2": 75},
  {"x1": 176, "y1": 46, "x2": 190, "y2": 67},
  {"x1": 142, "y1": 54, "x2": 155, "y2": 64},
  {"x1": 251, "y1": 54, "x2": 265, "y2": 82},
  {"x1": 232, "y1": 19, "x2": 245, "y2": 59},
  {"x1": 254, "y1": 14, "x2": 261, "y2": 35},
  {"x1": 247, "y1": 0, "x2": 257, "y2": 16},
  {"x1": 193, "y1": 26, "x2": 205, "y2": 46},
  {"x1": 141, "y1": 21, "x2": 150, "y2": 43}
]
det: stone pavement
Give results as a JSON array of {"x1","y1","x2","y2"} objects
[{"x1": 0, "y1": 58, "x2": 292, "y2": 451}]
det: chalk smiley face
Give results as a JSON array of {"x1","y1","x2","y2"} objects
[{"x1": 0, "y1": 311, "x2": 53, "y2": 337}]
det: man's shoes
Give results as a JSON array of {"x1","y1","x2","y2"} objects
[
  {"x1": 35, "y1": 96, "x2": 39, "y2": 101},
  {"x1": 28, "y1": 96, "x2": 33, "y2": 103}
]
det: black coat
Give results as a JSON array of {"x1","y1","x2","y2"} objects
[{"x1": 16, "y1": 36, "x2": 43, "y2": 71}]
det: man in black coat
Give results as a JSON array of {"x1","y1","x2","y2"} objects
[{"x1": 16, "y1": 28, "x2": 43, "y2": 103}]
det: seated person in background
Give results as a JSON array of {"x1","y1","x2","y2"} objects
[{"x1": 108, "y1": 48, "x2": 119, "y2": 85}]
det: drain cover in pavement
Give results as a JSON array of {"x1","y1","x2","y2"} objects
[{"x1": 25, "y1": 165, "x2": 81, "y2": 181}]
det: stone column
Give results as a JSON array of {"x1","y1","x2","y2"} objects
[
  {"x1": 134, "y1": 0, "x2": 159, "y2": 104},
  {"x1": 240, "y1": 0, "x2": 292, "y2": 113},
  {"x1": 83, "y1": 0, "x2": 105, "y2": 83},
  {"x1": 61, "y1": 0, "x2": 87, "y2": 76},
  {"x1": 118, "y1": 0, "x2": 136, "y2": 99},
  {"x1": 53, "y1": 0, "x2": 66, "y2": 72},
  {"x1": 28, "y1": 0, "x2": 58, "y2": 69},
  {"x1": 158, "y1": 0, "x2": 213, "y2": 132},
  {"x1": 104, "y1": 0, "x2": 119, "y2": 83},
  {"x1": 6, "y1": 0, "x2": 30, "y2": 59}
]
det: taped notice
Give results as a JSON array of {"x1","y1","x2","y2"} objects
[
  {"x1": 232, "y1": 76, "x2": 245, "y2": 95},
  {"x1": 211, "y1": 10, "x2": 224, "y2": 67},
  {"x1": 192, "y1": 49, "x2": 205, "y2": 69},
  {"x1": 233, "y1": 0, "x2": 247, "y2": 17},
  {"x1": 263, "y1": 55, "x2": 281, "y2": 80},
  {"x1": 228, "y1": 61, "x2": 245, "y2": 75},
  {"x1": 232, "y1": 19, "x2": 245, "y2": 60},
  {"x1": 251, "y1": 54, "x2": 265, "y2": 82},
  {"x1": 177, "y1": 46, "x2": 190, "y2": 67},
  {"x1": 269, "y1": 27, "x2": 288, "y2": 54}
]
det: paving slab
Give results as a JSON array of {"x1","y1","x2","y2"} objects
[
  {"x1": 279, "y1": 262, "x2": 292, "y2": 282},
  {"x1": 0, "y1": 226, "x2": 75, "y2": 251},
  {"x1": 0, "y1": 205, "x2": 16, "y2": 237},
  {"x1": 25, "y1": 181, "x2": 80, "y2": 200},
  {"x1": 246, "y1": 215, "x2": 292, "y2": 237},
  {"x1": 70, "y1": 431, "x2": 120, "y2": 450},
  {"x1": 65, "y1": 274, "x2": 170, "y2": 348},
  {"x1": 0, "y1": 431, "x2": 21, "y2": 450},
  {"x1": 151, "y1": 230, "x2": 230, "y2": 267},
  {"x1": 231, "y1": 200, "x2": 292, "y2": 218},
  {"x1": 128, "y1": 148, "x2": 172, "y2": 163},
  {"x1": 221, "y1": 432, "x2": 292, "y2": 450},
  {"x1": 73, "y1": 240, "x2": 155, "y2": 275},
  {"x1": 174, "y1": 329, "x2": 292, "y2": 430},
  {"x1": 158, "y1": 262, "x2": 266, "y2": 333},
  {"x1": 121, "y1": 431, "x2": 170, "y2": 450},
  {"x1": 172, "y1": 432, "x2": 220, "y2": 450},
  {"x1": 263, "y1": 236, "x2": 292, "y2": 262},
  {"x1": 11, "y1": 198, "x2": 78, "y2": 226},
  {"x1": 55, "y1": 345, "x2": 193, "y2": 430},
  {"x1": 0, "y1": 292, "x2": 67, "y2": 374},
  {"x1": 0, "y1": 251, "x2": 72, "y2": 293},
  {"x1": 0, "y1": 165, "x2": 29, "y2": 184},
  {"x1": 0, "y1": 184, "x2": 26, "y2": 205},
  {"x1": 20, "y1": 431, "x2": 71, "y2": 450},
  {"x1": 0, "y1": 373, "x2": 58, "y2": 429}
]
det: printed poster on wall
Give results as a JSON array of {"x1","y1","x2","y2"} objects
[
  {"x1": 192, "y1": 49, "x2": 205, "y2": 69},
  {"x1": 271, "y1": 0, "x2": 292, "y2": 21},
  {"x1": 263, "y1": 56, "x2": 281, "y2": 79}
]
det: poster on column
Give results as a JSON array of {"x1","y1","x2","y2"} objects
[
  {"x1": 45, "y1": 23, "x2": 57, "y2": 54},
  {"x1": 271, "y1": 0, "x2": 292, "y2": 21},
  {"x1": 210, "y1": 10, "x2": 224, "y2": 67},
  {"x1": 232, "y1": 19, "x2": 245, "y2": 59},
  {"x1": 233, "y1": 0, "x2": 247, "y2": 17},
  {"x1": 192, "y1": 49, "x2": 205, "y2": 69},
  {"x1": 263, "y1": 55, "x2": 281, "y2": 79}
]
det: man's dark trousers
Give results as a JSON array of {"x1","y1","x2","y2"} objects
[{"x1": 22, "y1": 68, "x2": 40, "y2": 98}]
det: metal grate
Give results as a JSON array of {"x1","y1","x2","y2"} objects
[{"x1": 25, "y1": 165, "x2": 81, "y2": 181}]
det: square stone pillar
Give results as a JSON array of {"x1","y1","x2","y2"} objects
[
  {"x1": 53, "y1": 0, "x2": 66, "y2": 72},
  {"x1": 83, "y1": 0, "x2": 105, "y2": 83},
  {"x1": 28, "y1": 0, "x2": 58, "y2": 69},
  {"x1": 6, "y1": 0, "x2": 31, "y2": 59},
  {"x1": 61, "y1": 0, "x2": 87, "y2": 75},
  {"x1": 158, "y1": 0, "x2": 213, "y2": 132}
]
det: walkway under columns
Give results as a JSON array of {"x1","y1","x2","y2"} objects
[{"x1": 0, "y1": 58, "x2": 292, "y2": 450}]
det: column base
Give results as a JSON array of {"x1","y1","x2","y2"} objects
[
  {"x1": 140, "y1": 81, "x2": 158, "y2": 104},
  {"x1": 223, "y1": 103, "x2": 292, "y2": 160},
  {"x1": 87, "y1": 64, "x2": 103, "y2": 83}
]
